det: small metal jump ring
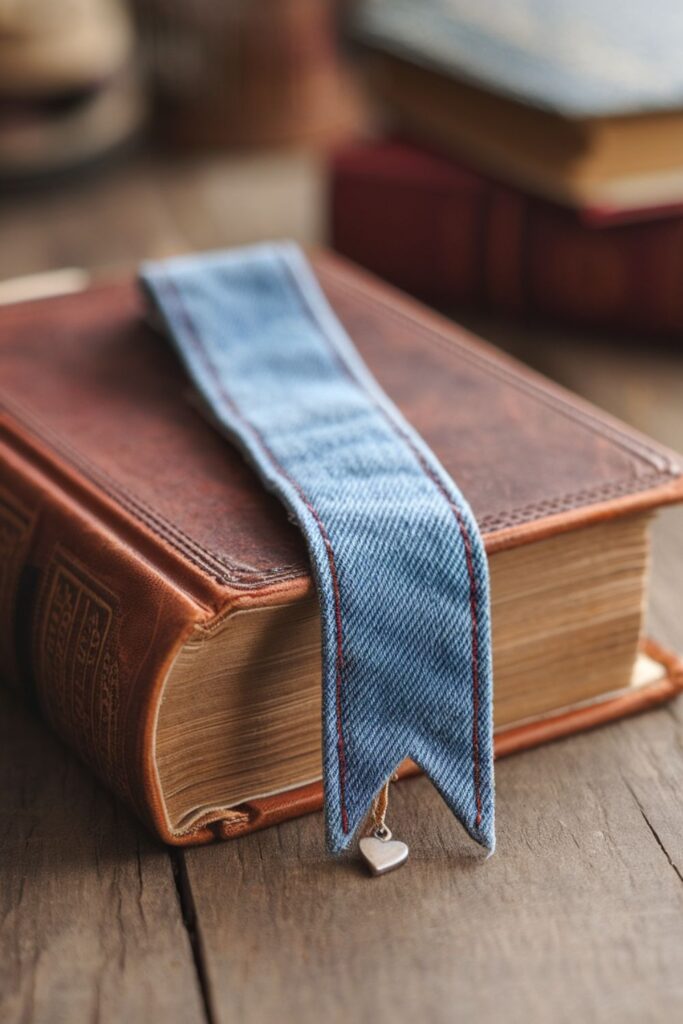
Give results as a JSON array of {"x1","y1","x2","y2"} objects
[{"x1": 373, "y1": 824, "x2": 392, "y2": 842}]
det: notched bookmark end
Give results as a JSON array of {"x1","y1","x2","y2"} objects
[{"x1": 359, "y1": 826, "x2": 409, "y2": 877}]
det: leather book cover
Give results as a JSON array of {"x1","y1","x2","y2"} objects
[
  {"x1": 1, "y1": 250, "x2": 683, "y2": 844},
  {"x1": 331, "y1": 140, "x2": 683, "y2": 337}
]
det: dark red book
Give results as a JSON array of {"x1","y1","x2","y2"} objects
[{"x1": 329, "y1": 141, "x2": 683, "y2": 337}]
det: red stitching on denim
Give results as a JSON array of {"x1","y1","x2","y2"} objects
[
  {"x1": 380, "y1": 431, "x2": 483, "y2": 829},
  {"x1": 157, "y1": 275, "x2": 351, "y2": 832},
  {"x1": 448, "y1": 504, "x2": 482, "y2": 826},
  {"x1": 281, "y1": 256, "x2": 483, "y2": 831}
]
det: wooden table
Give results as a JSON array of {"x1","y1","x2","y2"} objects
[{"x1": 2, "y1": 151, "x2": 683, "y2": 1024}]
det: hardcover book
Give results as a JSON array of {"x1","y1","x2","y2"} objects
[
  {"x1": 354, "y1": 0, "x2": 683, "y2": 213},
  {"x1": 1, "y1": 252, "x2": 682, "y2": 845},
  {"x1": 330, "y1": 140, "x2": 683, "y2": 337}
]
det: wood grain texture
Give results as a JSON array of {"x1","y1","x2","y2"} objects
[
  {"x1": 0, "y1": 689, "x2": 206, "y2": 1024},
  {"x1": 181, "y1": 711, "x2": 683, "y2": 1024},
  {"x1": 2, "y1": 153, "x2": 683, "y2": 1023}
]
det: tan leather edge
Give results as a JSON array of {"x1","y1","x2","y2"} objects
[
  {"x1": 484, "y1": 476, "x2": 683, "y2": 554},
  {"x1": 164, "y1": 636, "x2": 683, "y2": 847}
]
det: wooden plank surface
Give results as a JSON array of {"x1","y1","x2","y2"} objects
[
  {"x1": 183, "y1": 712, "x2": 683, "y2": 1024},
  {"x1": 2, "y1": 152, "x2": 683, "y2": 1024},
  {"x1": 0, "y1": 689, "x2": 207, "y2": 1024}
]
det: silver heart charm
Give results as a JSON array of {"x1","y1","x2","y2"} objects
[{"x1": 359, "y1": 828, "x2": 409, "y2": 876}]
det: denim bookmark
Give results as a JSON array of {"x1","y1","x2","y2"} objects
[{"x1": 140, "y1": 242, "x2": 494, "y2": 856}]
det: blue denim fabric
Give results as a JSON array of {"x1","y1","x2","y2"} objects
[{"x1": 140, "y1": 242, "x2": 494, "y2": 855}]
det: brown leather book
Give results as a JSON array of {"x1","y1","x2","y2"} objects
[{"x1": 1, "y1": 252, "x2": 682, "y2": 846}]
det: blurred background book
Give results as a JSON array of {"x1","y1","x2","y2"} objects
[
  {"x1": 330, "y1": 139, "x2": 683, "y2": 338},
  {"x1": 354, "y1": 0, "x2": 683, "y2": 216}
]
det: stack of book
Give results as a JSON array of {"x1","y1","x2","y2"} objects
[
  {"x1": 330, "y1": 0, "x2": 683, "y2": 336},
  {"x1": 0, "y1": 0, "x2": 144, "y2": 181}
]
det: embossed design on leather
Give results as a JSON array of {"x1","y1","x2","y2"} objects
[
  {"x1": 0, "y1": 486, "x2": 36, "y2": 689},
  {"x1": 35, "y1": 545, "x2": 126, "y2": 797}
]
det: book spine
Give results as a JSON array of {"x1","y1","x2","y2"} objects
[
  {"x1": 0, "y1": 423, "x2": 203, "y2": 839},
  {"x1": 330, "y1": 145, "x2": 683, "y2": 336}
]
